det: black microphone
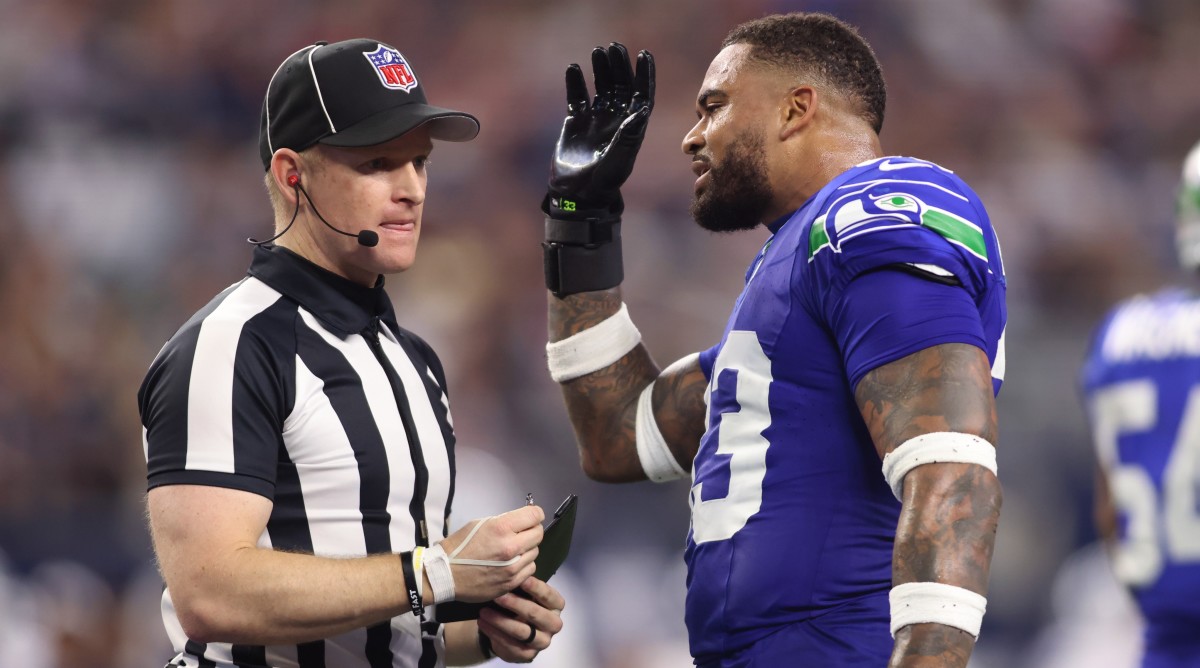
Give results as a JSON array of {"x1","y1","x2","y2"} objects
[{"x1": 248, "y1": 175, "x2": 379, "y2": 247}]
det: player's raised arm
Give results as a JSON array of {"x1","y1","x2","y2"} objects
[
  {"x1": 854, "y1": 342, "x2": 1003, "y2": 667},
  {"x1": 542, "y1": 44, "x2": 706, "y2": 483}
]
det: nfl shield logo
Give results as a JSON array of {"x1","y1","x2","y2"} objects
[{"x1": 363, "y1": 45, "x2": 418, "y2": 92}]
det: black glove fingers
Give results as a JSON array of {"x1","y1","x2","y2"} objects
[
  {"x1": 607, "y1": 43, "x2": 633, "y2": 113},
  {"x1": 548, "y1": 43, "x2": 652, "y2": 210},
  {"x1": 613, "y1": 105, "x2": 649, "y2": 146},
  {"x1": 564, "y1": 64, "x2": 589, "y2": 115},
  {"x1": 632, "y1": 50, "x2": 655, "y2": 114},
  {"x1": 590, "y1": 46, "x2": 613, "y2": 108}
]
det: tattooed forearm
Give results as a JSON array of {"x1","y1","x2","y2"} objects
[
  {"x1": 891, "y1": 625, "x2": 974, "y2": 668},
  {"x1": 548, "y1": 289, "x2": 625, "y2": 340},
  {"x1": 893, "y1": 463, "x2": 1001, "y2": 591},
  {"x1": 560, "y1": 344, "x2": 659, "y2": 481},
  {"x1": 856, "y1": 343, "x2": 1002, "y2": 668},
  {"x1": 887, "y1": 464, "x2": 1002, "y2": 668},
  {"x1": 550, "y1": 289, "x2": 655, "y2": 479},
  {"x1": 549, "y1": 290, "x2": 705, "y2": 482}
]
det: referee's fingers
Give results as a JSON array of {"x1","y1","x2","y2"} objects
[
  {"x1": 518, "y1": 576, "x2": 565, "y2": 613},
  {"x1": 492, "y1": 506, "x2": 545, "y2": 555},
  {"x1": 498, "y1": 504, "x2": 546, "y2": 532}
]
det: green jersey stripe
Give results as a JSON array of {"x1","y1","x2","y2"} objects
[
  {"x1": 808, "y1": 207, "x2": 986, "y2": 261},
  {"x1": 921, "y1": 208, "x2": 987, "y2": 259},
  {"x1": 808, "y1": 215, "x2": 831, "y2": 259}
]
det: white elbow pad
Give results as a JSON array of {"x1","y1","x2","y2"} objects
[{"x1": 881, "y1": 432, "x2": 997, "y2": 501}]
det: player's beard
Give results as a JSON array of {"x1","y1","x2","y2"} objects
[{"x1": 690, "y1": 129, "x2": 773, "y2": 233}]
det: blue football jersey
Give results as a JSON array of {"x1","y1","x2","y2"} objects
[
  {"x1": 1081, "y1": 288, "x2": 1200, "y2": 667},
  {"x1": 686, "y1": 156, "x2": 1007, "y2": 663}
]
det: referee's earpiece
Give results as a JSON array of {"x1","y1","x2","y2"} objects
[
  {"x1": 247, "y1": 171, "x2": 305, "y2": 245},
  {"x1": 247, "y1": 171, "x2": 380, "y2": 248}
]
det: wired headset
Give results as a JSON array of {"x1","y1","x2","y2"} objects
[{"x1": 248, "y1": 173, "x2": 380, "y2": 248}]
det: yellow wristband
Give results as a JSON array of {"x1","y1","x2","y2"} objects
[{"x1": 413, "y1": 547, "x2": 425, "y2": 600}]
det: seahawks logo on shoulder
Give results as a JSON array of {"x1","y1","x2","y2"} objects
[{"x1": 808, "y1": 181, "x2": 987, "y2": 261}]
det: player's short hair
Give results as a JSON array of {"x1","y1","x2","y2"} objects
[{"x1": 722, "y1": 12, "x2": 886, "y2": 134}]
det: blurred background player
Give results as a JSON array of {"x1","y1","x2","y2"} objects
[{"x1": 1080, "y1": 138, "x2": 1200, "y2": 668}]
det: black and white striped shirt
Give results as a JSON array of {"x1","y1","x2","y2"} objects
[{"x1": 139, "y1": 246, "x2": 457, "y2": 668}]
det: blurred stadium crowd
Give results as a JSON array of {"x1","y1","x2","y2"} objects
[{"x1": 0, "y1": 0, "x2": 1198, "y2": 665}]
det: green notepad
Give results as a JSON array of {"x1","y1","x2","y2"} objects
[{"x1": 433, "y1": 494, "x2": 577, "y2": 623}]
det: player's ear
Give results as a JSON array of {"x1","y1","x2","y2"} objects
[{"x1": 779, "y1": 86, "x2": 816, "y2": 140}]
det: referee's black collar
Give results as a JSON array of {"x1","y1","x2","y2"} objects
[{"x1": 247, "y1": 245, "x2": 399, "y2": 339}]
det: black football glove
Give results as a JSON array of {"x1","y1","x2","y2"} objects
[
  {"x1": 543, "y1": 43, "x2": 655, "y2": 297},
  {"x1": 546, "y1": 43, "x2": 655, "y2": 218}
]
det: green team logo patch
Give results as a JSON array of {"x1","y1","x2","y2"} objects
[{"x1": 808, "y1": 191, "x2": 986, "y2": 261}]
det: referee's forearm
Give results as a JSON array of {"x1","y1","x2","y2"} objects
[{"x1": 171, "y1": 547, "x2": 409, "y2": 644}]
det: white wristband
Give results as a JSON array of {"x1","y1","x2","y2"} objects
[
  {"x1": 881, "y1": 432, "x2": 997, "y2": 501},
  {"x1": 546, "y1": 303, "x2": 641, "y2": 382},
  {"x1": 425, "y1": 518, "x2": 525, "y2": 605},
  {"x1": 422, "y1": 544, "x2": 456, "y2": 604},
  {"x1": 890, "y1": 581, "x2": 987, "y2": 638},
  {"x1": 636, "y1": 380, "x2": 688, "y2": 482}
]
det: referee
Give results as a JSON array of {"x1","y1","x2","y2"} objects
[{"x1": 139, "y1": 39, "x2": 564, "y2": 668}]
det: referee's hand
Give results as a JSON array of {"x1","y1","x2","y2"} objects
[
  {"x1": 441, "y1": 505, "x2": 544, "y2": 603},
  {"x1": 479, "y1": 576, "x2": 565, "y2": 663}
]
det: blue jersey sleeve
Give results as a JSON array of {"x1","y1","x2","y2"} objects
[
  {"x1": 803, "y1": 161, "x2": 1002, "y2": 390},
  {"x1": 831, "y1": 268, "x2": 987, "y2": 391}
]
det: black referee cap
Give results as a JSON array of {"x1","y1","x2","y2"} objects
[{"x1": 259, "y1": 38, "x2": 480, "y2": 170}]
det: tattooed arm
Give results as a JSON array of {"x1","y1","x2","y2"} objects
[
  {"x1": 549, "y1": 289, "x2": 708, "y2": 482},
  {"x1": 854, "y1": 343, "x2": 1003, "y2": 668}
]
